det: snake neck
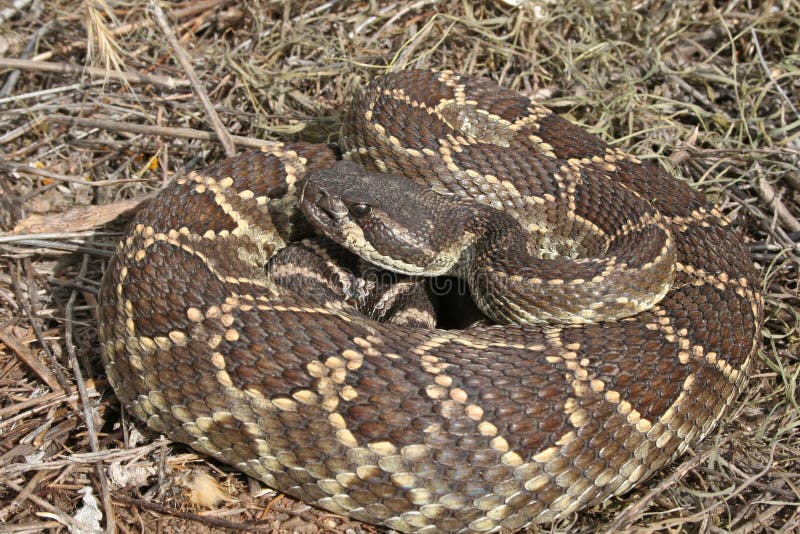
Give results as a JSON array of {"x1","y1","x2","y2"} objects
[
  {"x1": 449, "y1": 205, "x2": 539, "y2": 324},
  {"x1": 457, "y1": 204, "x2": 531, "y2": 273}
]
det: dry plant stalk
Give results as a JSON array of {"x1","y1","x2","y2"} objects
[{"x1": 0, "y1": 0, "x2": 797, "y2": 533}]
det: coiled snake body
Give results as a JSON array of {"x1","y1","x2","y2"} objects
[{"x1": 98, "y1": 70, "x2": 763, "y2": 532}]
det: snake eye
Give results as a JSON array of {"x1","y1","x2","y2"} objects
[{"x1": 348, "y1": 203, "x2": 372, "y2": 218}]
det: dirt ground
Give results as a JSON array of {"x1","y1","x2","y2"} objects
[{"x1": 0, "y1": 1, "x2": 798, "y2": 532}]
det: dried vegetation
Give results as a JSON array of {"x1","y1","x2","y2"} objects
[{"x1": 0, "y1": 0, "x2": 798, "y2": 532}]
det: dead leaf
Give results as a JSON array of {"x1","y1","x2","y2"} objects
[{"x1": 10, "y1": 197, "x2": 149, "y2": 235}]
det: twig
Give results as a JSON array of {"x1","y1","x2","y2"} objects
[
  {"x1": 0, "y1": 239, "x2": 114, "y2": 257},
  {"x1": 0, "y1": 521, "x2": 62, "y2": 532},
  {"x1": 64, "y1": 254, "x2": 117, "y2": 533},
  {"x1": 232, "y1": 1, "x2": 337, "y2": 54},
  {"x1": 11, "y1": 261, "x2": 76, "y2": 405},
  {"x1": 31, "y1": 0, "x2": 232, "y2": 62},
  {"x1": 0, "y1": 57, "x2": 189, "y2": 89},
  {"x1": 0, "y1": 327, "x2": 64, "y2": 396},
  {"x1": 0, "y1": 386, "x2": 99, "y2": 420},
  {"x1": 0, "y1": 82, "x2": 107, "y2": 107},
  {"x1": 750, "y1": 28, "x2": 800, "y2": 121},
  {"x1": 0, "y1": 162, "x2": 150, "y2": 187},
  {"x1": 733, "y1": 504, "x2": 794, "y2": 533},
  {"x1": 757, "y1": 175, "x2": 800, "y2": 233},
  {"x1": 0, "y1": 21, "x2": 52, "y2": 98},
  {"x1": 111, "y1": 495, "x2": 271, "y2": 532},
  {"x1": 150, "y1": 1, "x2": 236, "y2": 156},
  {"x1": 390, "y1": 8, "x2": 440, "y2": 70},
  {"x1": 0, "y1": 469, "x2": 51, "y2": 517},
  {"x1": 1, "y1": 479, "x2": 92, "y2": 532},
  {"x1": 605, "y1": 439, "x2": 730, "y2": 531},
  {"x1": 0, "y1": 441, "x2": 169, "y2": 477},
  {"x1": 48, "y1": 115, "x2": 275, "y2": 149}
]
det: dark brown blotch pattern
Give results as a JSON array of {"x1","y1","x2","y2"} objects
[{"x1": 97, "y1": 71, "x2": 763, "y2": 534}]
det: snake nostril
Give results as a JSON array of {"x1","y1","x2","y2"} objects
[{"x1": 315, "y1": 190, "x2": 343, "y2": 220}]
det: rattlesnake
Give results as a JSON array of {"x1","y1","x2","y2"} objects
[{"x1": 98, "y1": 70, "x2": 762, "y2": 532}]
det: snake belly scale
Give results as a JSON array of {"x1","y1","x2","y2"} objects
[{"x1": 97, "y1": 70, "x2": 763, "y2": 533}]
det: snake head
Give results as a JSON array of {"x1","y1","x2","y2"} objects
[
  {"x1": 301, "y1": 161, "x2": 377, "y2": 224},
  {"x1": 300, "y1": 161, "x2": 474, "y2": 276}
]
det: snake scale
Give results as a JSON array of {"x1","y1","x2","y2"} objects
[{"x1": 98, "y1": 70, "x2": 763, "y2": 532}]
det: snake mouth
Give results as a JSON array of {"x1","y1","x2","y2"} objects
[{"x1": 300, "y1": 178, "x2": 349, "y2": 235}]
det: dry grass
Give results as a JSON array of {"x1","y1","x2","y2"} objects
[{"x1": 0, "y1": 0, "x2": 798, "y2": 532}]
